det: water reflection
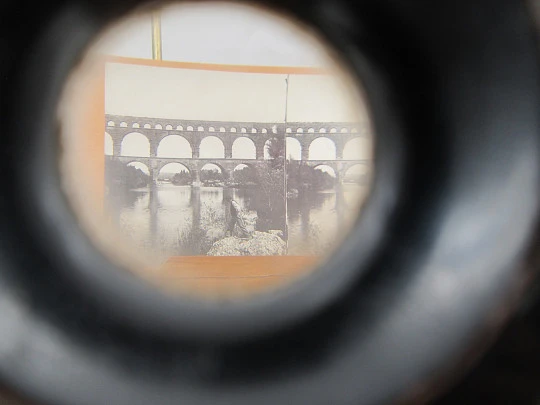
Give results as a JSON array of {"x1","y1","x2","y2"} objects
[
  {"x1": 105, "y1": 182, "x2": 367, "y2": 260},
  {"x1": 287, "y1": 184, "x2": 366, "y2": 255}
]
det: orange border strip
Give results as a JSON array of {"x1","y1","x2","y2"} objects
[{"x1": 103, "y1": 55, "x2": 330, "y2": 75}]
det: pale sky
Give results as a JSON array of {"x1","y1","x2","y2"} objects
[
  {"x1": 97, "y1": 2, "x2": 330, "y2": 67},
  {"x1": 99, "y1": 2, "x2": 372, "y2": 164}
]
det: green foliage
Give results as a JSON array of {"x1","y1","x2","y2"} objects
[
  {"x1": 177, "y1": 203, "x2": 226, "y2": 255},
  {"x1": 200, "y1": 169, "x2": 222, "y2": 181},
  {"x1": 265, "y1": 137, "x2": 285, "y2": 169},
  {"x1": 171, "y1": 171, "x2": 192, "y2": 185},
  {"x1": 286, "y1": 160, "x2": 336, "y2": 191},
  {"x1": 255, "y1": 162, "x2": 285, "y2": 232},
  {"x1": 232, "y1": 166, "x2": 257, "y2": 186},
  {"x1": 200, "y1": 169, "x2": 223, "y2": 186},
  {"x1": 105, "y1": 158, "x2": 149, "y2": 190}
]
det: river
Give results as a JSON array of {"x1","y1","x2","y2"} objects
[{"x1": 105, "y1": 183, "x2": 368, "y2": 258}]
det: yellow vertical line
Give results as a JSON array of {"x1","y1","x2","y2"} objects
[{"x1": 151, "y1": 12, "x2": 162, "y2": 60}]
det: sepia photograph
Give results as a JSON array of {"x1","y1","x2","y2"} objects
[
  {"x1": 103, "y1": 62, "x2": 370, "y2": 259},
  {"x1": 58, "y1": 1, "x2": 374, "y2": 296}
]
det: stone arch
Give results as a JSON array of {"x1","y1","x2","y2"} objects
[
  {"x1": 286, "y1": 137, "x2": 302, "y2": 161},
  {"x1": 230, "y1": 127, "x2": 237, "y2": 133},
  {"x1": 199, "y1": 136, "x2": 225, "y2": 158},
  {"x1": 232, "y1": 163, "x2": 257, "y2": 184},
  {"x1": 343, "y1": 137, "x2": 371, "y2": 160},
  {"x1": 313, "y1": 165, "x2": 337, "y2": 188},
  {"x1": 319, "y1": 128, "x2": 327, "y2": 133},
  {"x1": 127, "y1": 161, "x2": 150, "y2": 176},
  {"x1": 104, "y1": 133, "x2": 113, "y2": 156},
  {"x1": 251, "y1": 128, "x2": 257, "y2": 134},
  {"x1": 187, "y1": 126, "x2": 194, "y2": 131},
  {"x1": 343, "y1": 163, "x2": 370, "y2": 185},
  {"x1": 201, "y1": 163, "x2": 224, "y2": 172},
  {"x1": 144, "y1": 124, "x2": 151, "y2": 129},
  {"x1": 286, "y1": 128, "x2": 292, "y2": 133},
  {"x1": 159, "y1": 162, "x2": 190, "y2": 174},
  {"x1": 158, "y1": 162, "x2": 190, "y2": 175},
  {"x1": 219, "y1": 127, "x2": 226, "y2": 132},
  {"x1": 132, "y1": 123, "x2": 140, "y2": 128},
  {"x1": 308, "y1": 128, "x2": 315, "y2": 133},
  {"x1": 241, "y1": 127, "x2": 247, "y2": 133},
  {"x1": 197, "y1": 126, "x2": 204, "y2": 132},
  {"x1": 209, "y1": 127, "x2": 215, "y2": 132},
  {"x1": 159, "y1": 163, "x2": 191, "y2": 184},
  {"x1": 313, "y1": 164, "x2": 336, "y2": 176},
  {"x1": 121, "y1": 132, "x2": 150, "y2": 157},
  {"x1": 296, "y1": 128, "x2": 304, "y2": 134},
  {"x1": 157, "y1": 135, "x2": 192, "y2": 158},
  {"x1": 262, "y1": 128, "x2": 268, "y2": 134},
  {"x1": 351, "y1": 128, "x2": 358, "y2": 133},
  {"x1": 330, "y1": 128, "x2": 337, "y2": 134},
  {"x1": 120, "y1": 122, "x2": 128, "y2": 128},
  {"x1": 200, "y1": 163, "x2": 225, "y2": 184},
  {"x1": 155, "y1": 124, "x2": 163, "y2": 129},
  {"x1": 233, "y1": 163, "x2": 255, "y2": 171},
  {"x1": 341, "y1": 128, "x2": 349, "y2": 133},
  {"x1": 107, "y1": 121, "x2": 115, "y2": 127},
  {"x1": 177, "y1": 125, "x2": 184, "y2": 131},
  {"x1": 166, "y1": 125, "x2": 173, "y2": 130},
  {"x1": 232, "y1": 137, "x2": 256, "y2": 159},
  {"x1": 309, "y1": 137, "x2": 336, "y2": 160}
]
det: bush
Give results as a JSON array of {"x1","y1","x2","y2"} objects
[
  {"x1": 105, "y1": 158, "x2": 149, "y2": 190},
  {"x1": 287, "y1": 160, "x2": 336, "y2": 192},
  {"x1": 171, "y1": 171, "x2": 192, "y2": 185}
]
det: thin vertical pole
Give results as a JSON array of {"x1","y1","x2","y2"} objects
[
  {"x1": 284, "y1": 74, "x2": 289, "y2": 123},
  {"x1": 284, "y1": 74, "x2": 290, "y2": 247},
  {"x1": 151, "y1": 12, "x2": 162, "y2": 60}
]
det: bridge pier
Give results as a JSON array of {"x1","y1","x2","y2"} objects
[
  {"x1": 147, "y1": 168, "x2": 159, "y2": 185},
  {"x1": 255, "y1": 143, "x2": 265, "y2": 160},
  {"x1": 222, "y1": 169, "x2": 231, "y2": 182},
  {"x1": 190, "y1": 187, "x2": 201, "y2": 231},
  {"x1": 149, "y1": 139, "x2": 159, "y2": 158},
  {"x1": 112, "y1": 138, "x2": 123, "y2": 157},
  {"x1": 192, "y1": 169, "x2": 201, "y2": 187},
  {"x1": 224, "y1": 143, "x2": 233, "y2": 159},
  {"x1": 192, "y1": 145, "x2": 200, "y2": 159},
  {"x1": 301, "y1": 146, "x2": 309, "y2": 161},
  {"x1": 148, "y1": 183, "x2": 159, "y2": 246}
]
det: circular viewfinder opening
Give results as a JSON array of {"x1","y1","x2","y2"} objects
[{"x1": 57, "y1": 1, "x2": 374, "y2": 301}]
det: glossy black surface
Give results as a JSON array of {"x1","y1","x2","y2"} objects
[{"x1": 0, "y1": 0, "x2": 538, "y2": 404}]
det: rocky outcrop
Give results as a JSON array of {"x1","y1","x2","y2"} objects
[
  {"x1": 207, "y1": 231, "x2": 286, "y2": 256},
  {"x1": 267, "y1": 230, "x2": 284, "y2": 239}
]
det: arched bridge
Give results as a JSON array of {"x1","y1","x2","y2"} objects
[
  {"x1": 105, "y1": 114, "x2": 372, "y2": 161},
  {"x1": 112, "y1": 156, "x2": 370, "y2": 184}
]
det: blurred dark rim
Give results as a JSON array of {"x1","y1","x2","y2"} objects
[
  {"x1": 9, "y1": 0, "x2": 405, "y2": 342},
  {"x1": 0, "y1": 0, "x2": 538, "y2": 405}
]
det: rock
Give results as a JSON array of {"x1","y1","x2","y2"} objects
[
  {"x1": 268, "y1": 230, "x2": 284, "y2": 239},
  {"x1": 207, "y1": 231, "x2": 286, "y2": 256},
  {"x1": 232, "y1": 210, "x2": 257, "y2": 239},
  {"x1": 205, "y1": 227, "x2": 225, "y2": 243}
]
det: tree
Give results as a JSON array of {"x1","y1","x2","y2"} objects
[
  {"x1": 105, "y1": 159, "x2": 149, "y2": 190},
  {"x1": 200, "y1": 169, "x2": 223, "y2": 184},
  {"x1": 265, "y1": 137, "x2": 285, "y2": 169},
  {"x1": 233, "y1": 166, "x2": 257, "y2": 186},
  {"x1": 286, "y1": 159, "x2": 336, "y2": 192},
  {"x1": 171, "y1": 171, "x2": 192, "y2": 185}
]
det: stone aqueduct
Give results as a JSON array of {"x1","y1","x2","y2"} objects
[{"x1": 105, "y1": 114, "x2": 372, "y2": 182}]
